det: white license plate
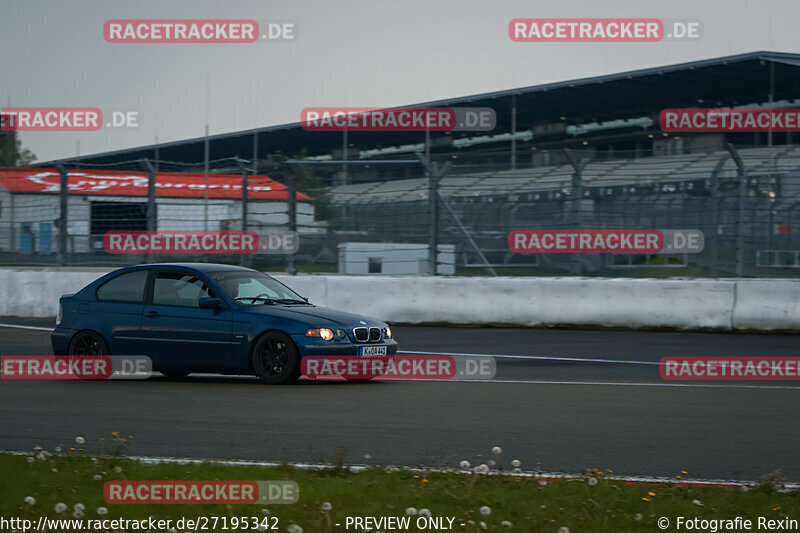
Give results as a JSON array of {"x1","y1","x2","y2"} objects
[{"x1": 360, "y1": 345, "x2": 388, "y2": 356}]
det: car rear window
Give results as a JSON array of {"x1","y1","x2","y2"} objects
[{"x1": 96, "y1": 270, "x2": 148, "y2": 303}]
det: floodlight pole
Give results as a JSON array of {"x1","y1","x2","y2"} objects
[
  {"x1": 55, "y1": 163, "x2": 69, "y2": 266},
  {"x1": 140, "y1": 158, "x2": 157, "y2": 263},
  {"x1": 510, "y1": 94, "x2": 517, "y2": 170},
  {"x1": 235, "y1": 156, "x2": 249, "y2": 232},
  {"x1": 428, "y1": 160, "x2": 440, "y2": 276},
  {"x1": 563, "y1": 148, "x2": 585, "y2": 275},
  {"x1": 342, "y1": 130, "x2": 348, "y2": 185},
  {"x1": 709, "y1": 155, "x2": 729, "y2": 277},
  {"x1": 726, "y1": 143, "x2": 747, "y2": 277},
  {"x1": 287, "y1": 164, "x2": 297, "y2": 275},
  {"x1": 235, "y1": 157, "x2": 250, "y2": 266},
  {"x1": 203, "y1": 124, "x2": 210, "y2": 231}
]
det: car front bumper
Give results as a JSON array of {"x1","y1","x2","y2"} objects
[{"x1": 293, "y1": 335, "x2": 398, "y2": 357}]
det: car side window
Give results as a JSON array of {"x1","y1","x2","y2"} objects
[
  {"x1": 234, "y1": 279, "x2": 281, "y2": 300},
  {"x1": 96, "y1": 270, "x2": 148, "y2": 303},
  {"x1": 153, "y1": 271, "x2": 216, "y2": 308}
]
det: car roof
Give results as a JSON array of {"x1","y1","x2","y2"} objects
[{"x1": 133, "y1": 262, "x2": 255, "y2": 273}]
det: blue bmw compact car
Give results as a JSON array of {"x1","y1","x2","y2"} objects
[{"x1": 51, "y1": 263, "x2": 397, "y2": 384}]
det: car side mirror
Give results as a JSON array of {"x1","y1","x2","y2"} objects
[{"x1": 199, "y1": 297, "x2": 222, "y2": 309}]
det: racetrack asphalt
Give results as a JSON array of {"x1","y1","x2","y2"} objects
[{"x1": 1, "y1": 318, "x2": 799, "y2": 481}]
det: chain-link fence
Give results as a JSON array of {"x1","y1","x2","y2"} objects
[
  {"x1": 2, "y1": 143, "x2": 800, "y2": 277},
  {"x1": 319, "y1": 143, "x2": 800, "y2": 277}
]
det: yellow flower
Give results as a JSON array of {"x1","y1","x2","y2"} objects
[
  {"x1": 648, "y1": 492, "x2": 656, "y2": 497},
  {"x1": 642, "y1": 498, "x2": 650, "y2": 502},
  {"x1": 681, "y1": 471, "x2": 688, "y2": 475},
  {"x1": 774, "y1": 506, "x2": 782, "y2": 511}
]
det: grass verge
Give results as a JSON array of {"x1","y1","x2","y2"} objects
[{"x1": 1, "y1": 443, "x2": 799, "y2": 532}]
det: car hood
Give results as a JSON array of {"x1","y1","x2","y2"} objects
[{"x1": 242, "y1": 304, "x2": 385, "y2": 327}]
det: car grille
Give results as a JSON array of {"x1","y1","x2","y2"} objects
[
  {"x1": 353, "y1": 327, "x2": 382, "y2": 343},
  {"x1": 353, "y1": 327, "x2": 369, "y2": 342}
]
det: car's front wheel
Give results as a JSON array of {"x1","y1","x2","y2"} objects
[{"x1": 251, "y1": 331, "x2": 300, "y2": 385}]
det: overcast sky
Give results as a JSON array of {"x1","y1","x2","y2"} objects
[{"x1": 2, "y1": 0, "x2": 799, "y2": 163}]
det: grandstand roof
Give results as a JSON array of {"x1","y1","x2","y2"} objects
[
  {"x1": 42, "y1": 51, "x2": 800, "y2": 169},
  {"x1": 0, "y1": 168, "x2": 311, "y2": 201}
]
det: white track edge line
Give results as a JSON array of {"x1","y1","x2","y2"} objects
[
  {"x1": 0, "y1": 322, "x2": 53, "y2": 331},
  {"x1": 1, "y1": 450, "x2": 796, "y2": 489}
]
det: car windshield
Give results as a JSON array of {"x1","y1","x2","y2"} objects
[{"x1": 208, "y1": 270, "x2": 307, "y2": 305}]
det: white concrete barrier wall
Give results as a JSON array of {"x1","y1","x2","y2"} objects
[
  {"x1": 0, "y1": 268, "x2": 797, "y2": 331},
  {"x1": 731, "y1": 280, "x2": 800, "y2": 331}
]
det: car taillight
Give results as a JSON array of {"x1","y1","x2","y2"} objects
[{"x1": 56, "y1": 303, "x2": 62, "y2": 326}]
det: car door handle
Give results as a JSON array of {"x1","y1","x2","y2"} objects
[{"x1": 144, "y1": 311, "x2": 160, "y2": 318}]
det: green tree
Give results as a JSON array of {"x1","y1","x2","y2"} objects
[{"x1": 0, "y1": 116, "x2": 36, "y2": 166}]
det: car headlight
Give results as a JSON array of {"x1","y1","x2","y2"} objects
[
  {"x1": 306, "y1": 328, "x2": 334, "y2": 341},
  {"x1": 384, "y1": 326, "x2": 392, "y2": 339},
  {"x1": 56, "y1": 303, "x2": 62, "y2": 326}
]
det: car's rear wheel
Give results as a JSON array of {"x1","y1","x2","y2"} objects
[
  {"x1": 67, "y1": 331, "x2": 110, "y2": 380},
  {"x1": 251, "y1": 331, "x2": 300, "y2": 385},
  {"x1": 68, "y1": 330, "x2": 108, "y2": 356}
]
